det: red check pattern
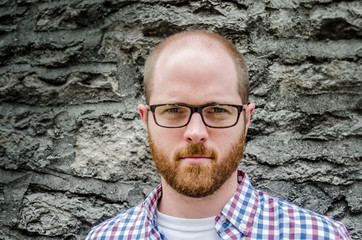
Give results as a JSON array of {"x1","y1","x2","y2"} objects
[{"x1": 86, "y1": 171, "x2": 351, "y2": 240}]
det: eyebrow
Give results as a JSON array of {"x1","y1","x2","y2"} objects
[{"x1": 164, "y1": 102, "x2": 225, "y2": 106}]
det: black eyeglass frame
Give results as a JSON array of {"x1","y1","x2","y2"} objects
[{"x1": 148, "y1": 103, "x2": 246, "y2": 129}]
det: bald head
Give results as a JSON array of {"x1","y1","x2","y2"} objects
[{"x1": 143, "y1": 30, "x2": 249, "y2": 104}]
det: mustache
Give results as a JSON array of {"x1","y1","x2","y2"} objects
[{"x1": 175, "y1": 143, "x2": 217, "y2": 161}]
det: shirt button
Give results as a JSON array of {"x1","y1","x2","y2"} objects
[{"x1": 241, "y1": 223, "x2": 247, "y2": 229}]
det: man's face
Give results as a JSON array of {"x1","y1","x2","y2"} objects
[{"x1": 139, "y1": 45, "x2": 252, "y2": 198}]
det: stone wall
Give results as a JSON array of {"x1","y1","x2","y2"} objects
[{"x1": 0, "y1": 0, "x2": 361, "y2": 239}]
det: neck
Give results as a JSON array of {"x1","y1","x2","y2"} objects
[{"x1": 157, "y1": 170, "x2": 239, "y2": 218}]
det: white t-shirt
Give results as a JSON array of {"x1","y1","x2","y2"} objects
[{"x1": 156, "y1": 210, "x2": 220, "y2": 240}]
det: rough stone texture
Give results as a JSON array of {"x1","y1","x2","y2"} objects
[{"x1": 0, "y1": 0, "x2": 361, "y2": 239}]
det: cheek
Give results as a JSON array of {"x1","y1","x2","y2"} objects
[
  {"x1": 212, "y1": 128, "x2": 244, "y2": 152},
  {"x1": 148, "y1": 127, "x2": 184, "y2": 152}
]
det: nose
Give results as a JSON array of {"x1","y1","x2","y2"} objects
[{"x1": 184, "y1": 113, "x2": 209, "y2": 144}]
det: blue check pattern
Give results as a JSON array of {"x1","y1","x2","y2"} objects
[{"x1": 86, "y1": 171, "x2": 351, "y2": 240}]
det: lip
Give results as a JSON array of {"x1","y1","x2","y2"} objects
[{"x1": 180, "y1": 155, "x2": 212, "y2": 164}]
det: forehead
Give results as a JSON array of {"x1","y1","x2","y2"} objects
[{"x1": 150, "y1": 45, "x2": 240, "y2": 105}]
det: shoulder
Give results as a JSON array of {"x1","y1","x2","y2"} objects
[
  {"x1": 255, "y1": 190, "x2": 351, "y2": 239},
  {"x1": 86, "y1": 204, "x2": 149, "y2": 240}
]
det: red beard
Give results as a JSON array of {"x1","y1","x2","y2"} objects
[{"x1": 149, "y1": 134, "x2": 246, "y2": 198}]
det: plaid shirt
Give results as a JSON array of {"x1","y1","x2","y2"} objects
[{"x1": 86, "y1": 171, "x2": 351, "y2": 240}]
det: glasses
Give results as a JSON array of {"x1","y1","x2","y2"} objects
[{"x1": 148, "y1": 103, "x2": 245, "y2": 128}]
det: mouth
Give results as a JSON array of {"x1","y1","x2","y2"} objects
[{"x1": 180, "y1": 155, "x2": 212, "y2": 165}]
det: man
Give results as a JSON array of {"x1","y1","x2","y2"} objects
[{"x1": 87, "y1": 30, "x2": 350, "y2": 239}]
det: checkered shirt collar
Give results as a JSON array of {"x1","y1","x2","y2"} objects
[
  {"x1": 141, "y1": 170, "x2": 257, "y2": 236},
  {"x1": 143, "y1": 183, "x2": 163, "y2": 225},
  {"x1": 217, "y1": 170, "x2": 258, "y2": 237}
]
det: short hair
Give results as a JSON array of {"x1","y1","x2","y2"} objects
[{"x1": 143, "y1": 30, "x2": 249, "y2": 104}]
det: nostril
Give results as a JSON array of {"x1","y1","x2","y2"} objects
[{"x1": 186, "y1": 135, "x2": 207, "y2": 144}]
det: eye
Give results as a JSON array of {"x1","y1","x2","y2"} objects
[
  {"x1": 207, "y1": 106, "x2": 230, "y2": 114},
  {"x1": 159, "y1": 105, "x2": 188, "y2": 115},
  {"x1": 165, "y1": 108, "x2": 181, "y2": 113},
  {"x1": 212, "y1": 107, "x2": 227, "y2": 113}
]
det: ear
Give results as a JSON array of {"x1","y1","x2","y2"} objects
[
  {"x1": 138, "y1": 104, "x2": 149, "y2": 128},
  {"x1": 244, "y1": 103, "x2": 255, "y2": 134}
]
